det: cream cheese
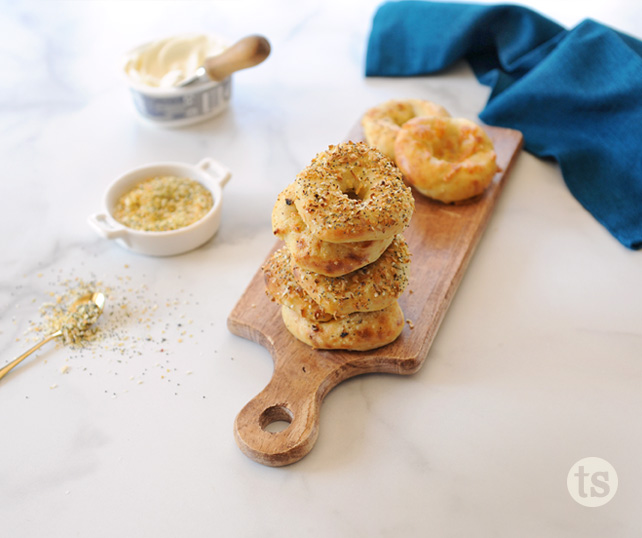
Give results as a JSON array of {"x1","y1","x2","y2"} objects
[{"x1": 124, "y1": 34, "x2": 227, "y2": 88}]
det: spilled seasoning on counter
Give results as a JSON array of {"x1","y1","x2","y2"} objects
[
  {"x1": 113, "y1": 176, "x2": 213, "y2": 232},
  {"x1": 12, "y1": 269, "x2": 209, "y2": 398},
  {"x1": 35, "y1": 280, "x2": 106, "y2": 347}
]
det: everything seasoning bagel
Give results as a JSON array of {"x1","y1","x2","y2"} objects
[
  {"x1": 272, "y1": 183, "x2": 394, "y2": 277},
  {"x1": 292, "y1": 142, "x2": 414, "y2": 243}
]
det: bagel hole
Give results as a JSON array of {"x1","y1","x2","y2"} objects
[
  {"x1": 432, "y1": 141, "x2": 460, "y2": 161},
  {"x1": 259, "y1": 405, "x2": 293, "y2": 434},
  {"x1": 393, "y1": 110, "x2": 415, "y2": 126},
  {"x1": 432, "y1": 127, "x2": 472, "y2": 162},
  {"x1": 339, "y1": 170, "x2": 368, "y2": 201},
  {"x1": 344, "y1": 188, "x2": 363, "y2": 201}
]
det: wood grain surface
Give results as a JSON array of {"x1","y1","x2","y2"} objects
[{"x1": 228, "y1": 122, "x2": 523, "y2": 466}]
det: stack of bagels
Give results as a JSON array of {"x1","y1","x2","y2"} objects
[{"x1": 264, "y1": 141, "x2": 415, "y2": 351}]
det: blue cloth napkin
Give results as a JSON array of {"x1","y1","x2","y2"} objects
[{"x1": 366, "y1": 1, "x2": 642, "y2": 249}]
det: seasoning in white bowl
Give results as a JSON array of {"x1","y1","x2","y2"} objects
[
  {"x1": 89, "y1": 158, "x2": 231, "y2": 256},
  {"x1": 113, "y1": 175, "x2": 213, "y2": 232}
]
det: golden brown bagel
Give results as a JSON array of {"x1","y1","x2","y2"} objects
[
  {"x1": 361, "y1": 99, "x2": 450, "y2": 160},
  {"x1": 281, "y1": 301, "x2": 404, "y2": 351},
  {"x1": 291, "y1": 235, "x2": 410, "y2": 317},
  {"x1": 272, "y1": 183, "x2": 394, "y2": 277},
  {"x1": 293, "y1": 142, "x2": 414, "y2": 243},
  {"x1": 394, "y1": 116, "x2": 498, "y2": 203}
]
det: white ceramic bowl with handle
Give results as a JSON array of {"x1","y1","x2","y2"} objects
[{"x1": 88, "y1": 158, "x2": 231, "y2": 256}]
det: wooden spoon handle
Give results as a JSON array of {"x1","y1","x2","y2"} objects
[{"x1": 204, "y1": 35, "x2": 271, "y2": 82}]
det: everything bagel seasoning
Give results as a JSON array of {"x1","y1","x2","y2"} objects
[{"x1": 113, "y1": 176, "x2": 213, "y2": 232}]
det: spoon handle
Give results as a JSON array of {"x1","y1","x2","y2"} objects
[
  {"x1": 0, "y1": 330, "x2": 62, "y2": 381},
  {"x1": 204, "y1": 34, "x2": 271, "y2": 81}
]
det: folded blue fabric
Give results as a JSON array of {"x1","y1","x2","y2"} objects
[{"x1": 366, "y1": 1, "x2": 642, "y2": 249}]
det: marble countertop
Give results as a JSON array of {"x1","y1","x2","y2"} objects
[{"x1": 2, "y1": 1, "x2": 641, "y2": 536}]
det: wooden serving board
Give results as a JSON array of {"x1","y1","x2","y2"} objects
[{"x1": 228, "y1": 122, "x2": 523, "y2": 466}]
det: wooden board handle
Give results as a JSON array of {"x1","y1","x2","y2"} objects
[
  {"x1": 233, "y1": 335, "x2": 362, "y2": 466},
  {"x1": 233, "y1": 374, "x2": 322, "y2": 467}
]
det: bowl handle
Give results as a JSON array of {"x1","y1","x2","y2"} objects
[
  {"x1": 88, "y1": 213, "x2": 128, "y2": 239},
  {"x1": 196, "y1": 158, "x2": 232, "y2": 188}
]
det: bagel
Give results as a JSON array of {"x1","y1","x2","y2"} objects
[
  {"x1": 293, "y1": 142, "x2": 414, "y2": 243},
  {"x1": 291, "y1": 235, "x2": 410, "y2": 317},
  {"x1": 272, "y1": 183, "x2": 394, "y2": 277},
  {"x1": 263, "y1": 247, "x2": 332, "y2": 323},
  {"x1": 361, "y1": 99, "x2": 450, "y2": 160},
  {"x1": 394, "y1": 116, "x2": 498, "y2": 203},
  {"x1": 281, "y1": 301, "x2": 404, "y2": 351}
]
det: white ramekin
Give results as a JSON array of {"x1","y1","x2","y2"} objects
[{"x1": 88, "y1": 158, "x2": 232, "y2": 256}]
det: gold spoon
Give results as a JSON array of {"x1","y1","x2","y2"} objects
[{"x1": 0, "y1": 292, "x2": 106, "y2": 382}]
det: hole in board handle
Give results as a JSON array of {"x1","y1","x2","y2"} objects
[{"x1": 259, "y1": 405, "x2": 293, "y2": 434}]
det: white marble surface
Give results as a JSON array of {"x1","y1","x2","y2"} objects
[{"x1": 1, "y1": 1, "x2": 641, "y2": 536}]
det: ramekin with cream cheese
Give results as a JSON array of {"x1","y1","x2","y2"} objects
[{"x1": 123, "y1": 34, "x2": 231, "y2": 127}]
